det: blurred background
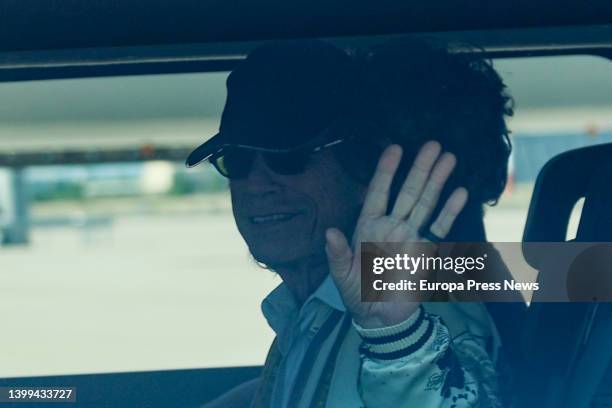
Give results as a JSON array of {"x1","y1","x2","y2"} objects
[{"x1": 0, "y1": 55, "x2": 611, "y2": 377}]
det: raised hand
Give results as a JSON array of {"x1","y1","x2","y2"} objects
[{"x1": 325, "y1": 141, "x2": 468, "y2": 329}]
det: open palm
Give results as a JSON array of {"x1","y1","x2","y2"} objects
[{"x1": 325, "y1": 141, "x2": 468, "y2": 329}]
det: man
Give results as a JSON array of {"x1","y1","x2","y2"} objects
[{"x1": 187, "y1": 39, "x2": 513, "y2": 407}]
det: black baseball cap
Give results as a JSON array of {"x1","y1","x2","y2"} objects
[{"x1": 185, "y1": 40, "x2": 361, "y2": 167}]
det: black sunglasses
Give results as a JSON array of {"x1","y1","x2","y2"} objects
[{"x1": 209, "y1": 138, "x2": 346, "y2": 179}]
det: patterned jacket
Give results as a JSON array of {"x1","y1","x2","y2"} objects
[{"x1": 251, "y1": 276, "x2": 502, "y2": 407}]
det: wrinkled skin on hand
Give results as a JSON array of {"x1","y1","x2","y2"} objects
[{"x1": 325, "y1": 141, "x2": 468, "y2": 329}]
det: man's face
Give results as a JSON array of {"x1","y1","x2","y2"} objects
[{"x1": 229, "y1": 148, "x2": 367, "y2": 267}]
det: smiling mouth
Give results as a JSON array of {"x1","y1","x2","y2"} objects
[{"x1": 249, "y1": 213, "x2": 299, "y2": 225}]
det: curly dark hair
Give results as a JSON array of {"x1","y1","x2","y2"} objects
[{"x1": 335, "y1": 38, "x2": 514, "y2": 240}]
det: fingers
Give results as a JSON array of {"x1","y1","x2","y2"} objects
[
  {"x1": 390, "y1": 141, "x2": 441, "y2": 219},
  {"x1": 406, "y1": 152, "x2": 457, "y2": 230},
  {"x1": 325, "y1": 228, "x2": 354, "y2": 285},
  {"x1": 360, "y1": 145, "x2": 403, "y2": 218},
  {"x1": 357, "y1": 140, "x2": 465, "y2": 245},
  {"x1": 428, "y1": 187, "x2": 469, "y2": 239}
]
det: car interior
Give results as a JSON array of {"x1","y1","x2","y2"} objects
[{"x1": 0, "y1": 1, "x2": 611, "y2": 407}]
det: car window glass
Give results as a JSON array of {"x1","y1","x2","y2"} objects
[{"x1": 0, "y1": 55, "x2": 610, "y2": 377}]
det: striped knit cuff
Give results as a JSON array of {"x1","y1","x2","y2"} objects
[{"x1": 354, "y1": 306, "x2": 434, "y2": 360}]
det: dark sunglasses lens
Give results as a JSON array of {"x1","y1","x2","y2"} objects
[
  {"x1": 212, "y1": 149, "x2": 254, "y2": 179},
  {"x1": 264, "y1": 152, "x2": 309, "y2": 175}
]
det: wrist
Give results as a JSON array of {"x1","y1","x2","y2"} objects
[
  {"x1": 352, "y1": 303, "x2": 420, "y2": 329},
  {"x1": 354, "y1": 305, "x2": 434, "y2": 360}
]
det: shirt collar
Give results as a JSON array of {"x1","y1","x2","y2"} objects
[
  {"x1": 312, "y1": 275, "x2": 346, "y2": 312},
  {"x1": 261, "y1": 274, "x2": 346, "y2": 339}
]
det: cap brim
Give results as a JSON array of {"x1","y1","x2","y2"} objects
[
  {"x1": 185, "y1": 133, "x2": 227, "y2": 168},
  {"x1": 186, "y1": 128, "x2": 340, "y2": 168},
  {"x1": 185, "y1": 132, "x2": 298, "y2": 168}
]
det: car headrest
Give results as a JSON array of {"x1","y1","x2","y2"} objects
[
  {"x1": 576, "y1": 158, "x2": 612, "y2": 241},
  {"x1": 522, "y1": 142, "x2": 612, "y2": 269}
]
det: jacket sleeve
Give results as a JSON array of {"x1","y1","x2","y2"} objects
[{"x1": 354, "y1": 305, "x2": 500, "y2": 408}]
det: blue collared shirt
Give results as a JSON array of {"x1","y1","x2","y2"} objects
[{"x1": 261, "y1": 276, "x2": 345, "y2": 408}]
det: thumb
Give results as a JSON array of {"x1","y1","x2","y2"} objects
[{"x1": 325, "y1": 228, "x2": 353, "y2": 284}]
